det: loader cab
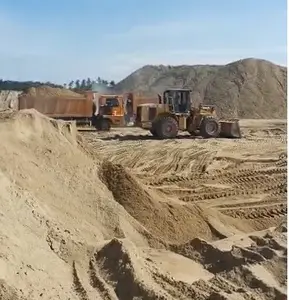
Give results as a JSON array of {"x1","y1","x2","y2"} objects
[{"x1": 163, "y1": 89, "x2": 191, "y2": 114}]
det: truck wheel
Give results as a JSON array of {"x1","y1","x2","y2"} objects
[
  {"x1": 200, "y1": 117, "x2": 221, "y2": 138},
  {"x1": 156, "y1": 116, "x2": 178, "y2": 139},
  {"x1": 94, "y1": 119, "x2": 102, "y2": 131},
  {"x1": 150, "y1": 128, "x2": 157, "y2": 136},
  {"x1": 95, "y1": 118, "x2": 111, "y2": 131},
  {"x1": 100, "y1": 119, "x2": 111, "y2": 131}
]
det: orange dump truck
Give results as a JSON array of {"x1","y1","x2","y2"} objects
[
  {"x1": 93, "y1": 94, "x2": 126, "y2": 130},
  {"x1": 18, "y1": 91, "x2": 160, "y2": 130},
  {"x1": 18, "y1": 90, "x2": 94, "y2": 124},
  {"x1": 92, "y1": 93, "x2": 160, "y2": 130}
]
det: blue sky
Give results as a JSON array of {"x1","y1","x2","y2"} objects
[{"x1": 0, "y1": 0, "x2": 287, "y2": 83}]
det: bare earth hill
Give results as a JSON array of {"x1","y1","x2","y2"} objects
[{"x1": 115, "y1": 58, "x2": 287, "y2": 119}]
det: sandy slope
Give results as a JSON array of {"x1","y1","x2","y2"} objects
[
  {"x1": 115, "y1": 58, "x2": 287, "y2": 119},
  {"x1": 83, "y1": 120, "x2": 287, "y2": 233},
  {"x1": 0, "y1": 110, "x2": 287, "y2": 300}
]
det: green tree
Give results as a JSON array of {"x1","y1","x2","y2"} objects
[
  {"x1": 109, "y1": 80, "x2": 115, "y2": 87},
  {"x1": 75, "y1": 79, "x2": 80, "y2": 89},
  {"x1": 80, "y1": 79, "x2": 86, "y2": 89},
  {"x1": 102, "y1": 79, "x2": 108, "y2": 86},
  {"x1": 68, "y1": 80, "x2": 74, "y2": 89},
  {"x1": 86, "y1": 78, "x2": 92, "y2": 89}
]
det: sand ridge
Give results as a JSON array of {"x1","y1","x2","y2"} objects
[
  {"x1": 21, "y1": 85, "x2": 83, "y2": 98},
  {"x1": 115, "y1": 58, "x2": 287, "y2": 119},
  {"x1": 0, "y1": 109, "x2": 287, "y2": 299}
]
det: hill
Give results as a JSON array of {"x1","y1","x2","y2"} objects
[{"x1": 115, "y1": 58, "x2": 287, "y2": 118}]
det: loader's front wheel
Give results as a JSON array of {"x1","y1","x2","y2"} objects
[
  {"x1": 200, "y1": 117, "x2": 221, "y2": 138},
  {"x1": 156, "y1": 116, "x2": 178, "y2": 139}
]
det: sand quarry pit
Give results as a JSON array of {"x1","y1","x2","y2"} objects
[{"x1": 0, "y1": 109, "x2": 287, "y2": 300}]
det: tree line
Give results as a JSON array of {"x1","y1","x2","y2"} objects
[
  {"x1": 65, "y1": 77, "x2": 116, "y2": 90},
  {"x1": 0, "y1": 79, "x2": 63, "y2": 91},
  {"x1": 0, "y1": 77, "x2": 116, "y2": 92}
]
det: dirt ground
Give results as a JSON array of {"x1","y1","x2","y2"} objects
[
  {"x1": 0, "y1": 110, "x2": 287, "y2": 300},
  {"x1": 82, "y1": 119, "x2": 287, "y2": 235}
]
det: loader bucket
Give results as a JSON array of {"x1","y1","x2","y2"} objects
[{"x1": 219, "y1": 119, "x2": 242, "y2": 139}]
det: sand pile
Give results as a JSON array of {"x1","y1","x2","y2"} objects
[
  {"x1": 99, "y1": 161, "x2": 274, "y2": 243},
  {"x1": 0, "y1": 91, "x2": 21, "y2": 111},
  {"x1": 90, "y1": 226, "x2": 287, "y2": 300},
  {"x1": 99, "y1": 161, "x2": 240, "y2": 243},
  {"x1": 115, "y1": 58, "x2": 287, "y2": 118},
  {"x1": 0, "y1": 109, "x2": 287, "y2": 299},
  {"x1": 0, "y1": 109, "x2": 149, "y2": 299},
  {"x1": 21, "y1": 85, "x2": 83, "y2": 98}
]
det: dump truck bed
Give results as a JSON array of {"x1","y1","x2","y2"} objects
[{"x1": 18, "y1": 96, "x2": 93, "y2": 118}]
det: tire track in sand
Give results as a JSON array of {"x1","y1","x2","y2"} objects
[{"x1": 81, "y1": 126, "x2": 287, "y2": 227}]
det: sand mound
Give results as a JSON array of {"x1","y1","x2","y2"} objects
[
  {"x1": 22, "y1": 85, "x2": 83, "y2": 98},
  {"x1": 203, "y1": 58, "x2": 287, "y2": 118},
  {"x1": 93, "y1": 238, "x2": 169, "y2": 299},
  {"x1": 0, "y1": 280, "x2": 25, "y2": 300},
  {"x1": 0, "y1": 109, "x2": 149, "y2": 299},
  {"x1": 115, "y1": 58, "x2": 287, "y2": 118},
  {"x1": 90, "y1": 227, "x2": 287, "y2": 300},
  {"x1": 99, "y1": 161, "x2": 230, "y2": 243},
  {"x1": 0, "y1": 90, "x2": 21, "y2": 111},
  {"x1": 92, "y1": 238, "x2": 216, "y2": 299},
  {"x1": 0, "y1": 110, "x2": 287, "y2": 299},
  {"x1": 99, "y1": 161, "x2": 276, "y2": 243},
  {"x1": 170, "y1": 228, "x2": 287, "y2": 299}
]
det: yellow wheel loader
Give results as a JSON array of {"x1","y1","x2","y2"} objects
[{"x1": 135, "y1": 89, "x2": 241, "y2": 139}]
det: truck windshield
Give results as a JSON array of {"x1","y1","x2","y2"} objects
[{"x1": 105, "y1": 98, "x2": 119, "y2": 107}]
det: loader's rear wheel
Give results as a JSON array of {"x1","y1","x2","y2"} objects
[
  {"x1": 200, "y1": 117, "x2": 221, "y2": 138},
  {"x1": 156, "y1": 116, "x2": 178, "y2": 139}
]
